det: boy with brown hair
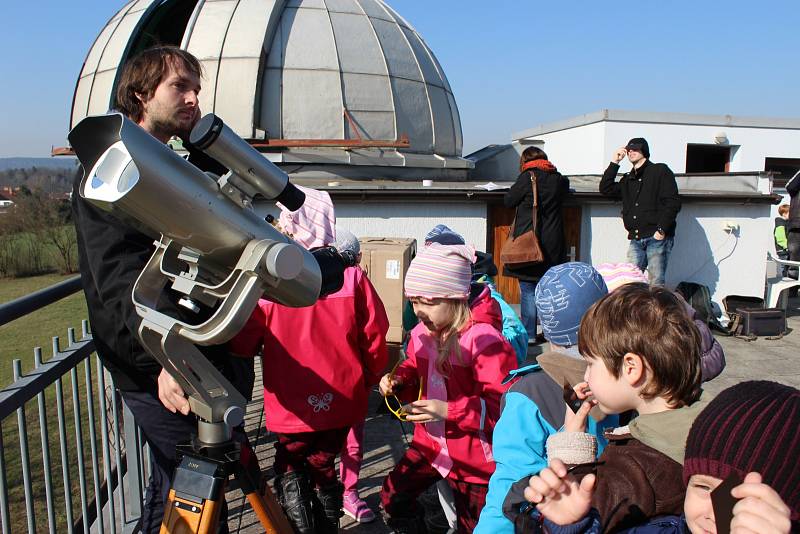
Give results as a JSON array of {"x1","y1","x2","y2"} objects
[{"x1": 518, "y1": 283, "x2": 711, "y2": 532}]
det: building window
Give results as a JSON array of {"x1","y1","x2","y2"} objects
[
  {"x1": 765, "y1": 158, "x2": 800, "y2": 189},
  {"x1": 685, "y1": 144, "x2": 731, "y2": 173}
]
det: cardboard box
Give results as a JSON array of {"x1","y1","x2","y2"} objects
[{"x1": 359, "y1": 237, "x2": 417, "y2": 343}]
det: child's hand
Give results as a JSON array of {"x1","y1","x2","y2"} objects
[
  {"x1": 564, "y1": 398, "x2": 596, "y2": 433},
  {"x1": 564, "y1": 382, "x2": 595, "y2": 432},
  {"x1": 730, "y1": 472, "x2": 792, "y2": 534},
  {"x1": 573, "y1": 381, "x2": 592, "y2": 400},
  {"x1": 379, "y1": 373, "x2": 400, "y2": 396},
  {"x1": 524, "y1": 458, "x2": 596, "y2": 526},
  {"x1": 403, "y1": 399, "x2": 447, "y2": 423}
]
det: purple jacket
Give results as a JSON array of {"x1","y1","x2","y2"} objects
[{"x1": 682, "y1": 300, "x2": 725, "y2": 382}]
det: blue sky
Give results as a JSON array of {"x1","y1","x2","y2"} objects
[{"x1": 1, "y1": 0, "x2": 798, "y2": 158}]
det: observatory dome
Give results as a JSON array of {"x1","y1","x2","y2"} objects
[{"x1": 71, "y1": 0, "x2": 469, "y2": 174}]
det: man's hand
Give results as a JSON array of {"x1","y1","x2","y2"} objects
[
  {"x1": 612, "y1": 147, "x2": 627, "y2": 164},
  {"x1": 524, "y1": 459, "x2": 596, "y2": 526},
  {"x1": 158, "y1": 368, "x2": 190, "y2": 415},
  {"x1": 403, "y1": 399, "x2": 447, "y2": 423},
  {"x1": 654, "y1": 230, "x2": 665, "y2": 241},
  {"x1": 730, "y1": 472, "x2": 792, "y2": 534}
]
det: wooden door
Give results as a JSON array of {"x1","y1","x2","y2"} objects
[{"x1": 488, "y1": 204, "x2": 582, "y2": 304}]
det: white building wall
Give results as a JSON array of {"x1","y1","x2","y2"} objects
[
  {"x1": 334, "y1": 201, "x2": 488, "y2": 250},
  {"x1": 259, "y1": 200, "x2": 488, "y2": 250},
  {"x1": 259, "y1": 194, "x2": 771, "y2": 314},
  {"x1": 525, "y1": 122, "x2": 607, "y2": 175},
  {"x1": 581, "y1": 200, "x2": 772, "y2": 309},
  {"x1": 531, "y1": 121, "x2": 800, "y2": 176},
  {"x1": 604, "y1": 122, "x2": 800, "y2": 174}
]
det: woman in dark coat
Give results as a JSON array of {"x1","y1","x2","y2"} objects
[{"x1": 503, "y1": 147, "x2": 570, "y2": 339}]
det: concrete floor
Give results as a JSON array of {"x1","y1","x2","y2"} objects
[{"x1": 226, "y1": 298, "x2": 800, "y2": 533}]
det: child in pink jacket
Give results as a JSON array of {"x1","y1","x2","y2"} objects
[
  {"x1": 230, "y1": 189, "x2": 389, "y2": 534},
  {"x1": 379, "y1": 243, "x2": 517, "y2": 533}
]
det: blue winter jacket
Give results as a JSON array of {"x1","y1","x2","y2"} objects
[
  {"x1": 474, "y1": 365, "x2": 619, "y2": 534},
  {"x1": 487, "y1": 282, "x2": 529, "y2": 365}
]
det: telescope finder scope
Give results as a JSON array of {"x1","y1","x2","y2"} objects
[{"x1": 189, "y1": 114, "x2": 305, "y2": 211}]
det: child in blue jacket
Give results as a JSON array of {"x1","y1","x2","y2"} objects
[{"x1": 475, "y1": 263, "x2": 619, "y2": 534}]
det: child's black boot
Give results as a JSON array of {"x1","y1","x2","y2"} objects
[
  {"x1": 316, "y1": 481, "x2": 344, "y2": 532},
  {"x1": 274, "y1": 470, "x2": 316, "y2": 534}
]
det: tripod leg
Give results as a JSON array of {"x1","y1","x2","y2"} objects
[
  {"x1": 236, "y1": 439, "x2": 294, "y2": 533},
  {"x1": 160, "y1": 488, "x2": 223, "y2": 534},
  {"x1": 243, "y1": 485, "x2": 294, "y2": 534}
]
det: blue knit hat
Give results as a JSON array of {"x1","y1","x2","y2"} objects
[
  {"x1": 535, "y1": 262, "x2": 608, "y2": 347},
  {"x1": 424, "y1": 224, "x2": 465, "y2": 246}
]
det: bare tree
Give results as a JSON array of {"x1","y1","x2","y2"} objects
[{"x1": 1, "y1": 188, "x2": 77, "y2": 275}]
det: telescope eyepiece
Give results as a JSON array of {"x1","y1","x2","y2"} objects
[{"x1": 188, "y1": 114, "x2": 224, "y2": 150}]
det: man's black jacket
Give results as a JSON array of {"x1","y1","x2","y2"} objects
[
  {"x1": 71, "y1": 149, "x2": 251, "y2": 394},
  {"x1": 599, "y1": 159, "x2": 681, "y2": 240}
]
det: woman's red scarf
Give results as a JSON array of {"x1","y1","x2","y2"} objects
[{"x1": 521, "y1": 159, "x2": 557, "y2": 173}]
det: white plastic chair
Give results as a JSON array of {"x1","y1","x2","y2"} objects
[{"x1": 765, "y1": 251, "x2": 800, "y2": 308}]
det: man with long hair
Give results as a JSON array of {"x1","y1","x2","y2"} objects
[{"x1": 71, "y1": 46, "x2": 249, "y2": 533}]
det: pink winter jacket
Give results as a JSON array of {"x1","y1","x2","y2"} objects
[
  {"x1": 393, "y1": 321, "x2": 517, "y2": 484},
  {"x1": 230, "y1": 266, "x2": 389, "y2": 433}
]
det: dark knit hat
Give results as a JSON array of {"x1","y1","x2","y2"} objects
[
  {"x1": 472, "y1": 251, "x2": 498, "y2": 278},
  {"x1": 625, "y1": 137, "x2": 650, "y2": 158},
  {"x1": 683, "y1": 381, "x2": 800, "y2": 520},
  {"x1": 424, "y1": 224, "x2": 465, "y2": 246}
]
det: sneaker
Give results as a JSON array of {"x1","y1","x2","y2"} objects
[{"x1": 343, "y1": 491, "x2": 376, "y2": 523}]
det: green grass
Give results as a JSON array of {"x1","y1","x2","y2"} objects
[
  {"x1": 0, "y1": 274, "x2": 113, "y2": 533},
  {"x1": 0, "y1": 274, "x2": 88, "y2": 388}
]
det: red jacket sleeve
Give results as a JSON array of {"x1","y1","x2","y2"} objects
[
  {"x1": 446, "y1": 334, "x2": 515, "y2": 433},
  {"x1": 355, "y1": 269, "x2": 390, "y2": 385},
  {"x1": 228, "y1": 302, "x2": 268, "y2": 357}
]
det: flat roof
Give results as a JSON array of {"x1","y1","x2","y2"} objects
[
  {"x1": 290, "y1": 172, "x2": 779, "y2": 204},
  {"x1": 512, "y1": 109, "x2": 800, "y2": 140}
]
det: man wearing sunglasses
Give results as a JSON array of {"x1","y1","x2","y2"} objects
[{"x1": 600, "y1": 138, "x2": 681, "y2": 286}]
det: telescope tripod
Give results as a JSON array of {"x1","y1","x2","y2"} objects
[{"x1": 160, "y1": 420, "x2": 293, "y2": 534}]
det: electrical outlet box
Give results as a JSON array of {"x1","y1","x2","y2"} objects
[{"x1": 723, "y1": 221, "x2": 740, "y2": 233}]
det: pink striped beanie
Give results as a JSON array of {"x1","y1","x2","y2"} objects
[
  {"x1": 404, "y1": 243, "x2": 475, "y2": 300},
  {"x1": 277, "y1": 185, "x2": 336, "y2": 249},
  {"x1": 595, "y1": 262, "x2": 649, "y2": 292}
]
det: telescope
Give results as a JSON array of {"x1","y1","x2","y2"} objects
[{"x1": 69, "y1": 113, "x2": 328, "y2": 444}]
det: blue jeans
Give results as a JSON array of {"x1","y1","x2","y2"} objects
[
  {"x1": 627, "y1": 236, "x2": 674, "y2": 286},
  {"x1": 518, "y1": 280, "x2": 538, "y2": 339}
]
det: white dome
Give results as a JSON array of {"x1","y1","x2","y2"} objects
[{"x1": 71, "y1": 0, "x2": 468, "y2": 171}]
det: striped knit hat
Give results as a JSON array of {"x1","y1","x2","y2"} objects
[
  {"x1": 683, "y1": 381, "x2": 800, "y2": 520},
  {"x1": 595, "y1": 262, "x2": 649, "y2": 292},
  {"x1": 278, "y1": 185, "x2": 336, "y2": 249},
  {"x1": 404, "y1": 243, "x2": 475, "y2": 300}
]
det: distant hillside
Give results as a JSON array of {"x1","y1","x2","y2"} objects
[
  {"x1": 0, "y1": 157, "x2": 78, "y2": 172},
  {"x1": 0, "y1": 158, "x2": 80, "y2": 195}
]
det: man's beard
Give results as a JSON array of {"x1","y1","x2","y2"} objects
[{"x1": 150, "y1": 112, "x2": 193, "y2": 141}]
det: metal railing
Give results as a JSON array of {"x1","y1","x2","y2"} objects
[{"x1": 0, "y1": 277, "x2": 148, "y2": 534}]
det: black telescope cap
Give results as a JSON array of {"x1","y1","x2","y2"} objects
[
  {"x1": 189, "y1": 113, "x2": 224, "y2": 150},
  {"x1": 275, "y1": 182, "x2": 305, "y2": 212}
]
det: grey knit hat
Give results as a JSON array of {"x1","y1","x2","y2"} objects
[{"x1": 333, "y1": 227, "x2": 360, "y2": 256}]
